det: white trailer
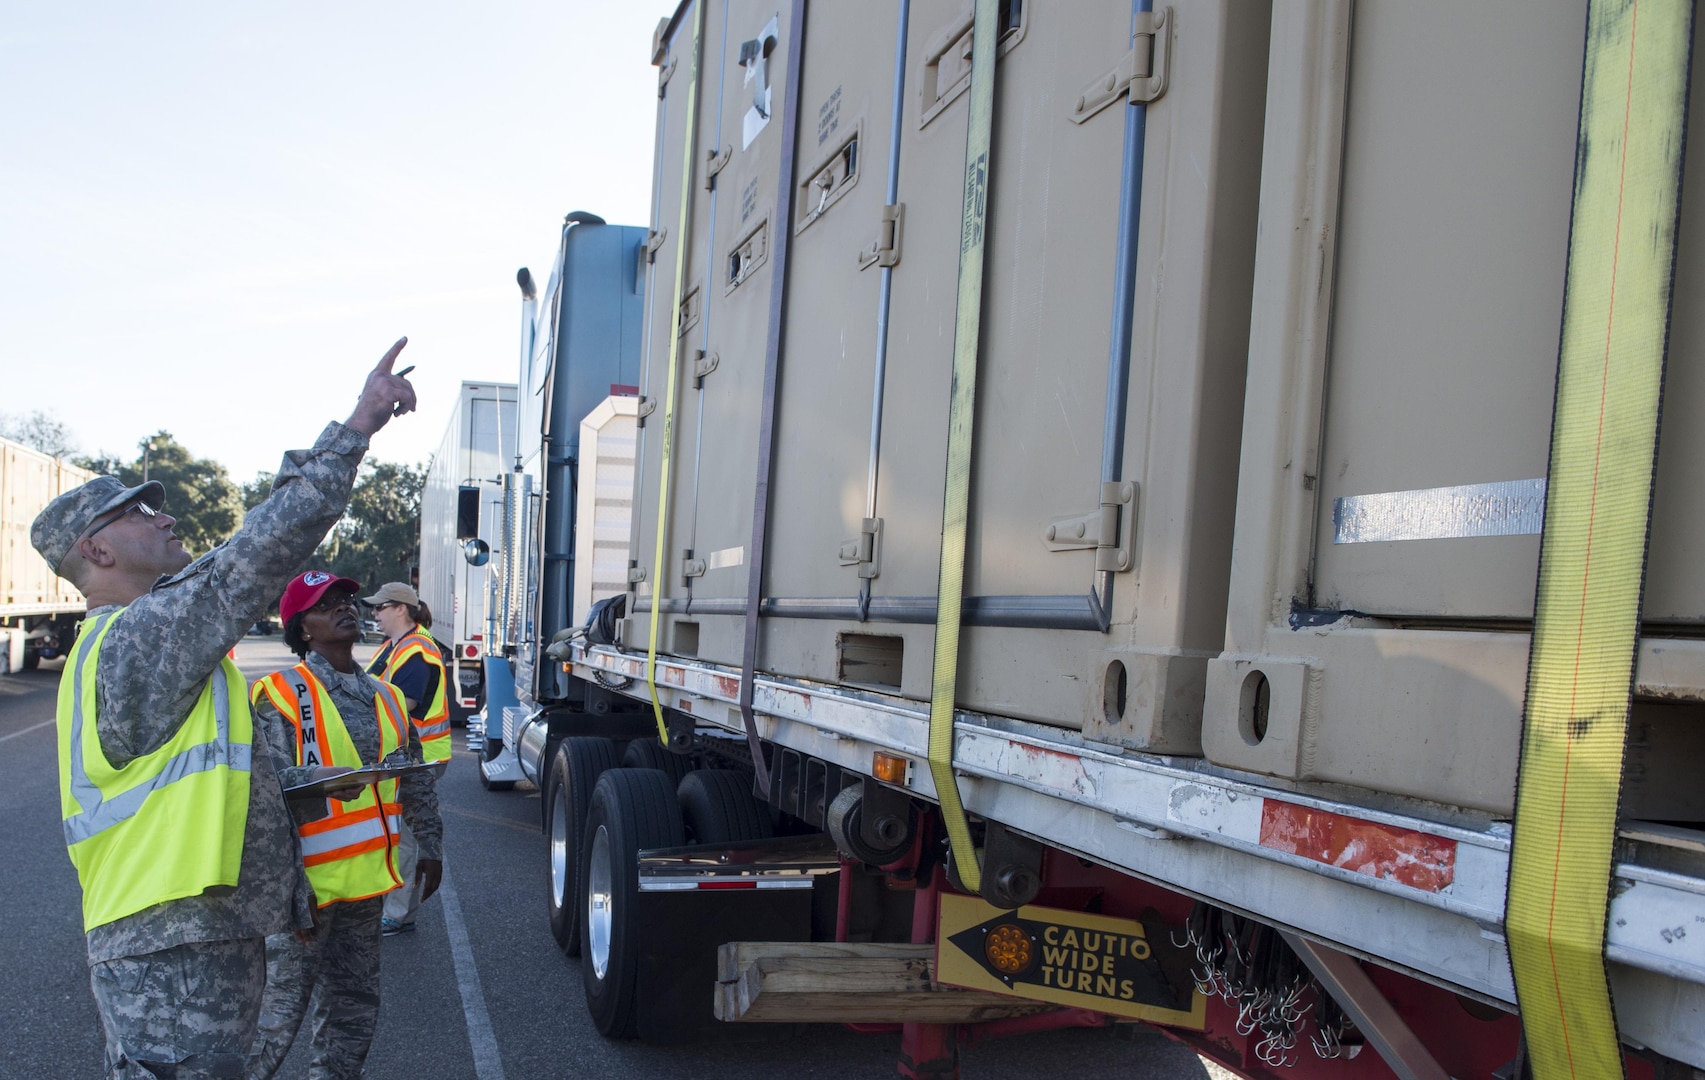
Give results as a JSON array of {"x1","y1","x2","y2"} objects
[
  {"x1": 418, "y1": 382, "x2": 517, "y2": 715},
  {"x1": 1, "y1": 436, "x2": 95, "y2": 673}
]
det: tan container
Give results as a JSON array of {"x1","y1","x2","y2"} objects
[
  {"x1": 630, "y1": 1, "x2": 1271, "y2": 751},
  {"x1": 1203, "y1": 0, "x2": 1705, "y2": 814}
]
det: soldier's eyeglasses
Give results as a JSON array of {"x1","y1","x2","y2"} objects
[{"x1": 83, "y1": 501, "x2": 158, "y2": 541}]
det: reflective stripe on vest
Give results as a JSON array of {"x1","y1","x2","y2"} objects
[
  {"x1": 253, "y1": 666, "x2": 407, "y2": 905},
  {"x1": 299, "y1": 812, "x2": 404, "y2": 861},
  {"x1": 381, "y1": 630, "x2": 451, "y2": 763},
  {"x1": 58, "y1": 609, "x2": 253, "y2": 930}
]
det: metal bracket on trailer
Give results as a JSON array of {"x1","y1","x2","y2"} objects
[{"x1": 1280, "y1": 932, "x2": 1450, "y2": 1080}]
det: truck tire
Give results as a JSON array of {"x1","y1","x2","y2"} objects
[
  {"x1": 546, "y1": 737, "x2": 620, "y2": 956},
  {"x1": 677, "y1": 770, "x2": 773, "y2": 845},
  {"x1": 621, "y1": 738, "x2": 692, "y2": 787},
  {"x1": 581, "y1": 768, "x2": 685, "y2": 1038},
  {"x1": 20, "y1": 649, "x2": 39, "y2": 671}
]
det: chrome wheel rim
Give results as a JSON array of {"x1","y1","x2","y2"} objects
[
  {"x1": 587, "y1": 824, "x2": 613, "y2": 979},
  {"x1": 549, "y1": 784, "x2": 569, "y2": 906}
]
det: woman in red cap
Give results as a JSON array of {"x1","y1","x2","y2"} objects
[{"x1": 246, "y1": 572, "x2": 443, "y2": 1080}]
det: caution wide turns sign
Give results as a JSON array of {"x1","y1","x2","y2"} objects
[{"x1": 935, "y1": 894, "x2": 1205, "y2": 1027}]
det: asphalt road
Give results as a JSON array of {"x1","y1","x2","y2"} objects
[{"x1": 0, "y1": 639, "x2": 1224, "y2": 1079}]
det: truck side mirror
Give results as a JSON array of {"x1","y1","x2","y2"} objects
[
  {"x1": 456, "y1": 486, "x2": 481, "y2": 540},
  {"x1": 463, "y1": 538, "x2": 491, "y2": 567}
]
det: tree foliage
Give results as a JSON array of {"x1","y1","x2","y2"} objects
[
  {"x1": 74, "y1": 432, "x2": 244, "y2": 558},
  {"x1": 240, "y1": 470, "x2": 275, "y2": 513},
  {"x1": 0, "y1": 409, "x2": 78, "y2": 458},
  {"x1": 308, "y1": 460, "x2": 426, "y2": 593}
]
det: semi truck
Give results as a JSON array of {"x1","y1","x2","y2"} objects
[
  {"x1": 1, "y1": 436, "x2": 96, "y2": 673},
  {"x1": 465, "y1": 212, "x2": 650, "y2": 791},
  {"x1": 419, "y1": 381, "x2": 519, "y2": 719},
  {"x1": 464, "y1": 2, "x2": 1705, "y2": 1077}
]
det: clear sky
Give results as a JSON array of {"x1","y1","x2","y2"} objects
[{"x1": 1, "y1": 2, "x2": 666, "y2": 482}]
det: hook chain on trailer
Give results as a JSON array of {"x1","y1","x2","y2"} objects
[
  {"x1": 645, "y1": 0, "x2": 706, "y2": 744},
  {"x1": 737, "y1": 0, "x2": 809, "y2": 798},
  {"x1": 926, "y1": 0, "x2": 1002, "y2": 895},
  {"x1": 1505, "y1": 3, "x2": 1694, "y2": 1078},
  {"x1": 1173, "y1": 903, "x2": 1363, "y2": 1067}
]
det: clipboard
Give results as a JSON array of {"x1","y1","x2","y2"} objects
[{"x1": 283, "y1": 761, "x2": 445, "y2": 799}]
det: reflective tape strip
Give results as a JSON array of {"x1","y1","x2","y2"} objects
[
  {"x1": 926, "y1": 0, "x2": 1001, "y2": 895},
  {"x1": 63, "y1": 616, "x2": 251, "y2": 847},
  {"x1": 1333, "y1": 478, "x2": 1547, "y2": 544},
  {"x1": 1506, "y1": 4, "x2": 1695, "y2": 1078},
  {"x1": 415, "y1": 720, "x2": 452, "y2": 740},
  {"x1": 646, "y1": 0, "x2": 707, "y2": 744},
  {"x1": 299, "y1": 812, "x2": 397, "y2": 859}
]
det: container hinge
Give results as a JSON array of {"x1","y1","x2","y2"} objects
[
  {"x1": 636, "y1": 396, "x2": 657, "y2": 426},
  {"x1": 693, "y1": 349, "x2": 720, "y2": 385},
  {"x1": 856, "y1": 203, "x2": 905, "y2": 271},
  {"x1": 837, "y1": 517, "x2": 883, "y2": 579},
  {"x1": 645, "y1": 227, "x2": 668, "y2": 263},
  {"x1": 1043, "y1": 481, "x2": 1136, "y2": 573},
  {"x1": 705, "y1": 144, "x2": 732, "y2": 190},
  {"x1": 628, "y1": 564, "x2": 647, "y2": 584},
  {"x1": 1068, "y1": 7, "x2": 1170, "y2": 125},
  {"x1": 657, "y1": 54, "x2": 678, "y2": 98},
  {"x1": 682, "y1": 549, "x2": 707, "y2": 583}
]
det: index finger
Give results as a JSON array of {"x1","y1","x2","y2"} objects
[{"x1": 373, "y1": 337, "x2": 409, "y2": 376}]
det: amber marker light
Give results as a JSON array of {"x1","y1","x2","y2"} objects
[
  {"x1": 984, "y1": 923, "x2": 1034, "y2": 977},
  {"x1": 871, "y1": 751, "x2": 911, "y2": 786}
]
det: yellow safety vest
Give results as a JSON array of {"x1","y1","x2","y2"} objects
[
  {"x1": 58, "y1": 609, "x2": 253, "y2": 932},
  {"x1": 374, "y1": 629, "x2": 451, "y2": 764},
  {"x1": 251, "y1": 666, "x2": 408, "y2": 906}
]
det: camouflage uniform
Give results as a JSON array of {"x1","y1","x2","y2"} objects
[
  {"x1": 247, "y1": 653, "x2": 442, "y2": 1080},
  {"x1": 56, "y1": 423, "x2": 370, "y2": 1078}
]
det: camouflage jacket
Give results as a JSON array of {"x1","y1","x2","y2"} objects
[
  {"x1": 252, "y1": 651, "x2": 443, "y2": 862},
  {"x1": 82, "y1": 422, "x2": 369, "y2": 965}
]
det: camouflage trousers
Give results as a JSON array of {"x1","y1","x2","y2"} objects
[
  {"x1": 247, "y1": 896, "x2": 384, "y2": 1080},
  {"x1": 89, "y1": 936, "x2": 268, "y2": 1079}
]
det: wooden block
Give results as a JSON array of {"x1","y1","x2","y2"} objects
[{"x1": 714, "y1": 941, "x2": 1054, "y2": 1024}]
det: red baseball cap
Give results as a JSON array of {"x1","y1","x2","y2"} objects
[{"x1": 279, "y1": 570, "x2": 363, "y2": 625}]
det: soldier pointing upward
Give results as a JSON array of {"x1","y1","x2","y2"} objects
[{"x1": 31, "y1": 339, "x2": 416, "y2": 1080}]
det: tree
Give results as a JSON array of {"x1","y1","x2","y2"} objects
[
  {"x1": 0, "y1": 409, "x2": 78, "y2": 458},
  {"x1": 310, "y1": 460, "x2": 426, "y2": 592},
  {"x1": 73, "y1": 432, "x2": 244, "y2": 557},
  {"x1": 240, "y1": 471, "x2": 275, "y2": 512}
]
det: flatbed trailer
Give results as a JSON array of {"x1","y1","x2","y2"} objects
[{"x1": 473, "y1": 1, "x2": 1705, "y2": 1076}]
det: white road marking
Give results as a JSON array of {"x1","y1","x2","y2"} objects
[
  {"x1": 0, "y1": 720, "x2": 54, "y2": 744},
  {"x1": 438, "y1": 860, "x2": 507, "y2": 1080}
]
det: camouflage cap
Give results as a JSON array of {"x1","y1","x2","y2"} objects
[{"x1": 31, "y1": 476, "x2": 167, "y2": 575}]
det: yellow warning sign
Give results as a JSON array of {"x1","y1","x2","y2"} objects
[{"x1": 935, "y1": 894, "x2": 1205, "y2": 1028}]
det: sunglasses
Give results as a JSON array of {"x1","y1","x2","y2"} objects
[
  {"x1": 83, "y1": 501, "x2": 158, "y2": 541},
  {"x1": 308, "y1": 593, "x2": 361, "y2": 614}
]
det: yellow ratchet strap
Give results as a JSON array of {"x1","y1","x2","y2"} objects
[
  {"x1": 927, "y1": 0, "x2": 1000, "y2": 895},
  {"x1": 647, "y1": 0, "x2": 706, "y2": 743},
  {"x1": 1506, "y1": 3, "x2": 1694, "y2": 1078}
]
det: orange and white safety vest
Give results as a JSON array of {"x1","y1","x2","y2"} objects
[
  {"x1": 375, "y1": 629, "x2": 451, "y2": 764},
  {"x1": 251, "y1": 665, "x2": 409, "y2": 906}
]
